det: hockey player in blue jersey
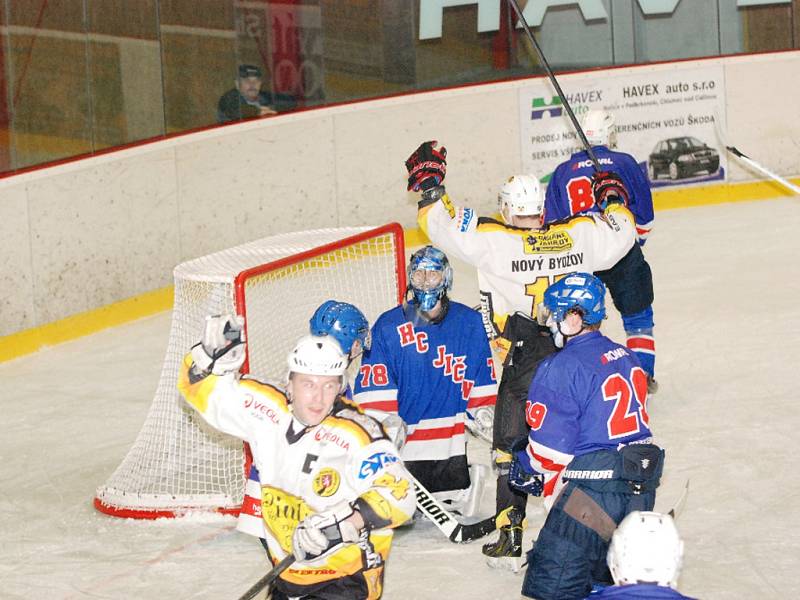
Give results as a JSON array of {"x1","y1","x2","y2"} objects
[
  {"x1": 354, "y1": 246, "x2": 497, "y2": 515},
  {"x1": 544, "y1": 110, "x2": 658, "y2": 391},
  {"x1": 592, "y1": 511, "x2": 697, "y2": 599},
  {"x1": 508, "y1": 273, "x2": 664, "y2": 600}
]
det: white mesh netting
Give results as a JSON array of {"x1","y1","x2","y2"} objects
[{"x1": 95, "y1": 225, "x2": 404, "y2": 518}]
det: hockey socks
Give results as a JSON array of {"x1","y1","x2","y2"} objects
[{"x1": 622, "y1": 307, "x2": 655, "y2": 383}]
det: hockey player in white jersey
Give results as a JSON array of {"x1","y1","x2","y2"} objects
[
  {"x1": 354, "y1": 246, "x2": 497, "y2": 516},
  {"x1": 405, "y1": 140, "x2": 638, "y2": 570},
  {"x1": 592, "y1": 511, "x2": 697, "y2": 599},
  {"x1": 179, "y1": 316, "x2": 414, "y2": 599},
  {"x1": 237, "y1": 301, "x2": 373, "y2": 542}
]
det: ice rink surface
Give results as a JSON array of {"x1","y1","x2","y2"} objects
[{"x1": 2, "y1": 197, "x2": 800, "y2": 599}]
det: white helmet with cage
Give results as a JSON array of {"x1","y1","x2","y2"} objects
[
  {"x1": 607, "y1": 511, "x2": 684, "y2": 589},
  {"x1": 287, "y1": 334, "x2": 348, "y2": 378},
  {"x1": 581, "y1": 109, "x2": 617, "y2": 148},
  {"x1": 497, "y1": 175, "x2": 544, "y2": 224}
]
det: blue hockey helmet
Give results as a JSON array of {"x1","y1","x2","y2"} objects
[
  {"x1": 543, "y1": 272, "x2": 607, "y2": 325},
  {"x1": 309, "y1": 300, "x2": 370, "y2": 354},
  {"x1": 407, "y1": 245, "x2": 453, "y2": 312}
]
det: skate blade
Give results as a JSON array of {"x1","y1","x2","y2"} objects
[{"x1": 485, "y1": 555, "x2": 524, "y2": 574}]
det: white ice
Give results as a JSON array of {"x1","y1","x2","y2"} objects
[{"x1": 2, "y1": 197, "x2": 800, "y2": 599}]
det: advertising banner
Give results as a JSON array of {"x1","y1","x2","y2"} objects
[{"x1": 519, "y1": 63, "x2": 727, "y2": 188}]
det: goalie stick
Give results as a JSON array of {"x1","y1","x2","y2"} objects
[
  {"x1": 236, "y1": 553, "x2": 295, "y2": 600},
  {"x1": 411, "y1": 473, "x2": 499, "y2": 543}
]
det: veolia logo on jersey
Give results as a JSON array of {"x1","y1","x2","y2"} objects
[
  {"x1": 243, "y1": 394, "x2": 280, "y2": 424},
  {"x1": 313, "y1": 467, "x2": 341, "y2": 497},
  {"x1": 314, "y1": 427, "x2": 351, "y2": 450}
]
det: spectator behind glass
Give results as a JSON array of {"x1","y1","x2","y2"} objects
[{"x1": 217, "y1": 64, "x2": 297, "y2": 123}]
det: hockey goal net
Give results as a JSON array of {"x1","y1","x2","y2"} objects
[{"x1": 95, "y1": 224, "x2": 406, "y2": 519}]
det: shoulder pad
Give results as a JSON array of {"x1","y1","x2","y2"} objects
[{"x1": 336, "y1": 408, "x2": 387, "y2": 441}]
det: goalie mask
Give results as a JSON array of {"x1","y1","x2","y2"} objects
[
  {"x1": 582, "y1": 109, "x2": 617, "y2": 148},
  {"x1": 407, "y1": 245, "x2": 453, "y2": 315},
  {"x1": 537, "y1": 273, "x2": 606, "y2": 347},
  {"x1": 309, "y1": 300, "x2": 371, "y2": 357},
  {"x1": 498, "y1": 175, "x2": 544, "y2": 224},
  {"x1": 607, "y1": 511, "x2": 684, "y2": 589}
]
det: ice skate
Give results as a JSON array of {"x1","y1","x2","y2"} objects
[{"x1": 481, "y1": 507, "x2": 525, "y2": 573}]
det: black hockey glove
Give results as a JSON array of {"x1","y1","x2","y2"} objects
[
  {"x1": 592, "y1": 170, "x2": 630, "y2": 210},
  {"x1": 405, "y1": 141, "x2": 447, "y2": 192}
]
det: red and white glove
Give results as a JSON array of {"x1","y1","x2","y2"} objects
[
  {"x1": 592, "y1": 171, "x2": 630, "y2": 210},
  {"x1": 292, "y1": 504, "x2": 361, "y2": 562},
  {"x1": 405, "y1": 141, "x2": 447, "y2": 192}
]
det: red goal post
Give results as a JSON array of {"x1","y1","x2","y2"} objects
[{"x1": 94, "y1": 224, "x2": 406, "y2": 519}]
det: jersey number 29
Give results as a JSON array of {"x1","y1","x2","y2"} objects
[{"x1": 603, "y1": 366, "x2": 649, "y2": 439}]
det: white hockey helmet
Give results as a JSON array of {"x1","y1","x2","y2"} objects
[
  {"x1": 498, "y1": 175, "x2": 544, "y2": 224},
  {"x1": 287, "y1": 334, "x2": 348, "y2": 378},
  {"x1": 581, "y1": 109, "x2": 617, "y2": 148},
  {"x1": 607, "y1": 511, "x2": 684, "y2": 589}
]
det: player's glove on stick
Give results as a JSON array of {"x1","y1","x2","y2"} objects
[
  {"x1": 405, "y1": 141, "x2": 447, "y2": 192},
  {"x1": 465, "y1": 406, "x2": 494, "y2": 444},
  {"x1": 508, "y1": 437, "x2": 544, "y2": 496},
  {"x1": 190, "y1": 314, "x2": 246, "y2": 376},
  {"x1": 592, "y1": 170, "x2": 630, "y2": 210},
  {"x1": 292, "y1": 504, "x2": 361, "y2": 562}
]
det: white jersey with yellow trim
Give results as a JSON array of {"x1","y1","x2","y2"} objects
[
  {"x1": 417, "y1": 195, "x2": 636, "y2": 340},
  {"x1": 177, "y1": 355, "x2": 415, "y2": 599}
]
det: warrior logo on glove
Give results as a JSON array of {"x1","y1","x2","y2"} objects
[{"x1": 406, "y1": 141, "x2": 447, "y2": 192}]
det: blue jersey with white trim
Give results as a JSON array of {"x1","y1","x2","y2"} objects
[
  {"x1": 545, "y1": 146, "x2": 654, "y2": 244},
  {"x1": 587, "y1": 583, "x2": 697, "y2": 599},
  {"x1": 525, "y1": 331, "x2": 653, "y2": 500},
  {"x1": 354, "y1": 302, "x2": 497, "y2": 463}
]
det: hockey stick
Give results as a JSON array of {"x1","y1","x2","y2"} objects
[
  {"x1": 236, "y1": 553, "x2": 296, "y2": 600},
  {"x1": 713, "y1": 113, "x2": 800, "y2": 195},
  {"x1": 725, "y1": 146, "x2": 800, "y2": 195},
  {"x1": 667, "y1": 479, "x2": 690, "y2": 521},
  {"x1": 412, "y1": 474, "x2": 499, "y2": 543},
  {"x1": 506, "y1": 0, "x2": 600, "y2": 171}
]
